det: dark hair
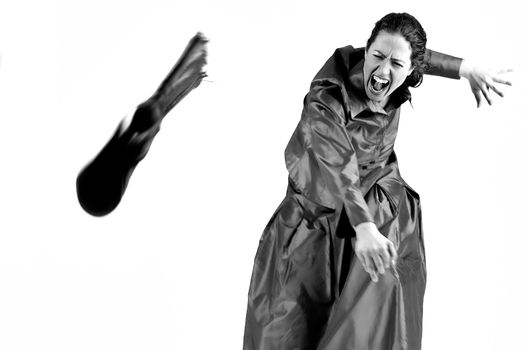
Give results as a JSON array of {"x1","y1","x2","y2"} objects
[{"x1": 366, "y1": 12, "x2": 427, "y2": 88}]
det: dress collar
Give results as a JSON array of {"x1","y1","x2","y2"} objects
[{"x1": 347, "y1": 59, "x2": 370, "y2": 118}]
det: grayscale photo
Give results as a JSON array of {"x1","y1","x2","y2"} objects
[{"x1": 0, "y1": 1, "x2": 522, "y2": 349}]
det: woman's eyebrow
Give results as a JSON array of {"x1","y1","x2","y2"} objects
[
  {"x1": 375, "y1": 50, "x2": 407, "y2": 65},
  {"x1": 392, "y1": 57, "x2": 407, "y2": 65}
]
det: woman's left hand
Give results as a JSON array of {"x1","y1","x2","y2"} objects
[{"x1": 459, "y1": 60, "x2": 512, "y2": 107}]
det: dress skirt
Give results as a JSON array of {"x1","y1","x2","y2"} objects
[{"x1": 243, "y1": 156, "x2": 427, "y2": 350}]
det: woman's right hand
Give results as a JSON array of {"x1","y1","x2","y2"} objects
[
  {"x1": 458, "y1": 59, "x2": 512, "y2": 107},
  {"x1": 354, "y1": 222, "x2": 397, "y2": 282}
]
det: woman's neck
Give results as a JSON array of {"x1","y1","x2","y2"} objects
[{"x1": 366, "y1": 97, "x2": 389, "y2": 111}]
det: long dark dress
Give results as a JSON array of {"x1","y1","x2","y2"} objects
[{"x1": 243, "y1": 46, "x2": 462, "y2": 350}]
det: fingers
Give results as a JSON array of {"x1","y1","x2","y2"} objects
[
  {"x1": 355, "y1": 233, "x2": 398, "y2": 283},
  {"x1": 496, "y1": 68, "x2": 513, "y2": 75},
  {"x1": 356, "y1": 251, "x2": 367, "y2": 273},
  {"x1": 472, "y1": 87, "x2": 482, "y2": 108},
  {"x1": 489, "y1": 83, "x2": 504, "y2": 98},
  {"x1": 386, "y1": 240, "x2": 397, "y2": 268},
  {"x1": 357, "y1": 252, "x2": 377, "y2": 282},
  {"x1": 368, "y1": 268, "x2": 378, "y2": 283},
  {"x1": 480, "y1": 84, "x2": 492, "y2": 106},
  {"x1": 371, "y1": 254, "x2": 385, "y2": 275},
  {"x1": 484, "y1": 68, "x2": 512, "y2": 86},
  {"x1": 362, "y1": 253, "x2": 376, "y2": 279},
  {"x1": 467, "y1": 67, "x2": 513, "y2": 108},
  {"x1": 380, "y1": 247, "x2": 390, "y2": 270},
  {"x1": 358, "y1": 248, "x2": 396, "y2": 283},
  {"x1": 492, "y1": 75, "x2": 512, "y2": 86}
]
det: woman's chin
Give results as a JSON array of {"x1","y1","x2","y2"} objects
[{"x1": 365, "y1": 89, "x2": 386, "y2": 105}]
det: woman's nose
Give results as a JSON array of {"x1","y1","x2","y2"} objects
[{"x1": 378, "y1": 61, "x2": 391, "y2": 76}]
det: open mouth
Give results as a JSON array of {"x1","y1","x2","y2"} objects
[{"x1": 370, "y1": 74, "x2": 390, "y2": 94}]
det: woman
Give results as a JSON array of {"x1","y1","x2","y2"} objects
[
  {"x1": 76, "y1": 33, "x2": 207, "y2": 216},
  {"x1": 243, "y1": 13, "x2": 510, "y2": 350}
]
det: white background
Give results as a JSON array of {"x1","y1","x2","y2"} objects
[{"x1": 0, "y1": 0, "x2": 523, "y2": 349}]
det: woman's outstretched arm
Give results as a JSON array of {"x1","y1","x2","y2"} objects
[{"x1": 424, "y1": 49, "x2": 512, "y2": 107}]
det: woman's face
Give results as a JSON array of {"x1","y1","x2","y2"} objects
[{"x1": 363, "y1": 30, "x2": 414, "y2": 105}]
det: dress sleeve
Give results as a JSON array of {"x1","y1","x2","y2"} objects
[
  {"x1": 285, "y1": 82, "x2": 374, "y2": 227},
  {"x1": 424, "y1": 49, "x2": 463, "y2": 79}
]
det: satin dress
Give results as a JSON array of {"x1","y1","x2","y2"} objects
[{"x1": 243, "y1": 46, "x2": 462, "y2": 350}]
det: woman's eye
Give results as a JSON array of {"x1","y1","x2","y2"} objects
[{"x1": 394, "y1": 62, "x2": 403, "y2": 67}]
